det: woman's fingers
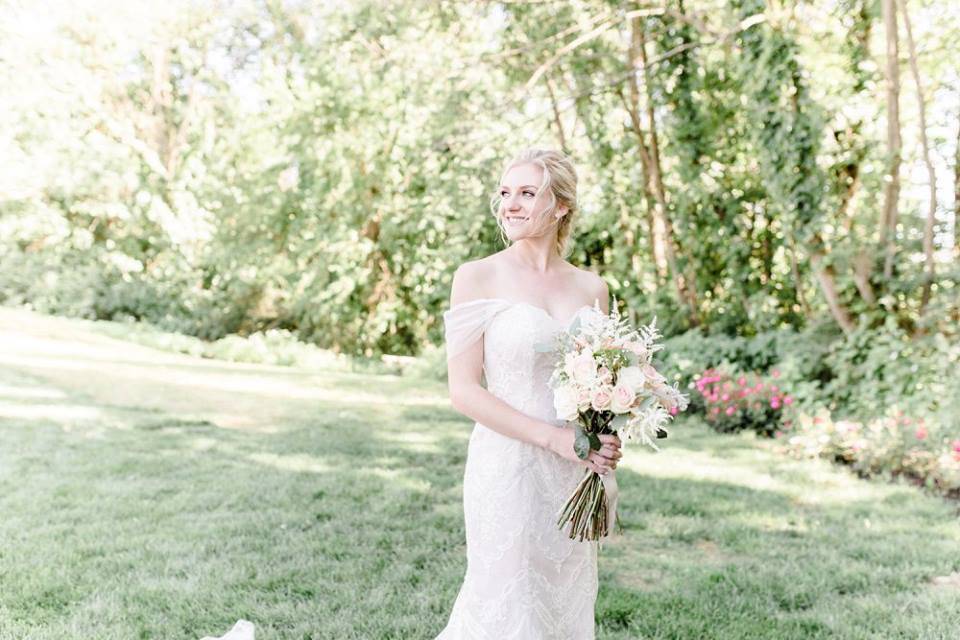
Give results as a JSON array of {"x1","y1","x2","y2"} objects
[
  {"x1": 596, "y1": 446, "x2": 621, "y2": 461},
  {"x1": 598, "y1": 434, "x2": 622, "y2": 449},
  {"x1": 588, "y1": 451, "x2": 618, "y2": 473}
]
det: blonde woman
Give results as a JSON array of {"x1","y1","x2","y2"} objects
[{"x1": 436, "y1": 148, "x2": 622, "y2": 639}]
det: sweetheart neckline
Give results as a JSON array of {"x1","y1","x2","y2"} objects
[{"x1": 450, "y1": 297, "x2": 594, "y2": 328}]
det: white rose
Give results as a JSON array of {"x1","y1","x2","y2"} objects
[
  {"x1": 553, "y1": 385, "x2": 579, "y2": 421},
  {"x1": 571, "y1": 353, "x2": 598, "y2": 385},
  {"x1": 617, "y1": 365, "x2": 646, "y2": 390}
]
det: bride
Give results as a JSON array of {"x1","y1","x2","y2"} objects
[{"x1": 436, "y1": 148, "x2": 622, "y2": 639}]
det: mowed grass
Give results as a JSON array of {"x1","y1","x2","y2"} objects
[{"x1": 0, "y1": 308, "x2": 958, "y2": 639}]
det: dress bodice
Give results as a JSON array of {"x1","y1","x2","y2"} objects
[{"x1": 443, "y1": 298, "x2": 594, "y2": 425}]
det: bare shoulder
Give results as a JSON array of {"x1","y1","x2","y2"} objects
[
  {"x1": 569, "y1": 264, "x2": 609, "y2": 312},
  {"x1": 450, "y1": 256, "x2": 496, "y2": 306}
]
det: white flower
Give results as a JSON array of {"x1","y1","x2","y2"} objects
[
  {"x1": 277, "y1": 165, "x2": 299, "y2": 192},
  {"x1": 570, "y1": 353, "x2": 598, "y2": 385},
  {"x1": 617, "y1": 365, "x2": 646, "y2": 390},
  {"x1": 553, "y1": 385, "x2": 579, "y2": 421}
]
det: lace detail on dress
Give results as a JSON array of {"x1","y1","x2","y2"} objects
[{"x1": 437, "y1": 300, "x2": 599, "y2": 640}]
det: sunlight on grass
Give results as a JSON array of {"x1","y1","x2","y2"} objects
[
  {"x1": 247, "y1": 452, "x2": 332, "y2": 474},
  {"x1": 0, "y1": 383, "x2": 67, "y2": 400},
  {"x1": 377, "y1": 430, "x2": 445, "y2": 454},
  {"x1": 0, "y1": 400, "x2": 103, "y2": 422},
  {"x1": 626, "y1": 447, "x2": 794, "y2": 495}
]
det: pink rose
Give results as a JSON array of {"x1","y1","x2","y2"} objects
[
  {"x1": 590, "y1": 387, "x2": 613, "y2": 411},
  {"x1": 610, "y1": 382, "x2": 636, "y2": 413},
  {"x1": 725, "y1": 406, "x2": 735, "y2": 416},
  {"x1": 597, "y1": 366, "x2": 613, "y2": 384},
  {"x1": 640, "y1": 363, "x2": 665, "y2": 384}
]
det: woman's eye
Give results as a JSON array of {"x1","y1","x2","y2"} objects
[{"x1": 523, "y1": 191, "x2": 534, "y2": 197}]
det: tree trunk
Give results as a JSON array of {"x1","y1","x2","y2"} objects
[
  {"x1": 880, "y1": 0, "x2": 902, "y2": 280},
  {"x1": 955, "y1": 102, "x2": 960, "y2": 261},
  {"x1": 544, "y1": 75, "x2": 568, "y2": 152},
  {"x1": 636, "y1": 18, "x2": 700, "y2": 324},
  {"x1": 896, "y1": 0, "x2": 937, "y2": 312},
  {"x1": 809, "y1": 242, "x2": 856, "y2": 334}
]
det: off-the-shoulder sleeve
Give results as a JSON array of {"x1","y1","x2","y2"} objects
[{"x1": 442, "y1": 299, "x2": 512, "y2": 361}]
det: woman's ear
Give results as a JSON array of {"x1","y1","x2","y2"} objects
[{"x1": 554, "y1": 205, "x2": 569, "y2": 220}]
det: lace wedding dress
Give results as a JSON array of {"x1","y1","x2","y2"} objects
[{"x1": 436, "y1": 298, "x2": 601, "y2": 640}]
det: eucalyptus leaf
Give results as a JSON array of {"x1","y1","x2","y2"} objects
[
  {"x1": 533, "y1": 340, "x2": 556, "y2": 353},
  {"x1": 587, "y1": 431, "x2": 601, "y2": 451},
  {"x1": 573, "y1": 424, "x2": 590, "y2": 460}
]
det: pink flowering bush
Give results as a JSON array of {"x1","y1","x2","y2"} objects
[
  {"x1": 692, "y1": 367, "x2": 795, "y2": 437},
  {"x1": 777, "y1": 409, "x2": 960, "y2": 498}
]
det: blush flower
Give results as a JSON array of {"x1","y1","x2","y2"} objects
[
  {"x1": 610, "y1": 382, "x2": 636, "y2": 413},
  {"x1": 590, "y1": 386, "x2": 613, "y2": 411}
]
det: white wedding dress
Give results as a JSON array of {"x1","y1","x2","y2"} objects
[{"x1": 437, "y1": 298, "x2": 600, "y2": 640}]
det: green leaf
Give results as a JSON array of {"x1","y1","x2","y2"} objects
[
  {"x1": 587, "y1": 431, "x2": 601, "y2": 451},
  {"x1": 573, "y1": 424, "x2": 590, "y2": 460}
]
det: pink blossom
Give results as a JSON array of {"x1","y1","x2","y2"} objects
[
  {"x1": 770, "y1": 398, "x2": 781, "y2": 409},
  {"x1": 952, "y1": 439, "x2": 960, "y2": 454},
  {"x1": 784, "y1": 396, "x2": 794, "y2": 405},
  {"x1": 737, "y1": 376, "x2": 747, "y2": 386},
  {"x1": 914, "y1": 426, "x2": 928, "y2": 441},
  {"x1": 590, "y1": 387, "x2": 613, "y2": 412},
  {"x1": 725, "y1": 406, "x2": 735, "y2": 416},
  {"x1": 668, "y1": 406, "x2": 679, "y2": 416},
  {"x1": 772, "y1": 369, "x2": 780, "y2": 378},
  {"x1": 721, "y1": 393, "x2": 730, "y2": 402},
  {"x1": 771, "y1": 385, "x2": 779, "y2": 393}
]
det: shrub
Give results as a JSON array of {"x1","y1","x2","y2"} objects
[
  {"x1": 691, "y1": 367, "x2": 795, "y2": 437},
  {"x1": 779, "y1": 409, "x2": 960, "y2": 498}
]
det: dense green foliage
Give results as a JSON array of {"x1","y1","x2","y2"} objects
[{"x1": 2, "y1": 1, "x2": 958, "y2": 431}]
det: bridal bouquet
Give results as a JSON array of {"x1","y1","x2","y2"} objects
[{"x1": 538, "y1": 299, "x2": 689, "y2": 541}]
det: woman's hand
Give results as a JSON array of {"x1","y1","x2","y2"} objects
[{"x1": 549, "y1": 426, "x2": 622, "y2": 475}]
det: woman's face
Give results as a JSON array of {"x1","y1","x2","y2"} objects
[{"x1": 498, "y1": 163, "x2": 556, "y2": 241}]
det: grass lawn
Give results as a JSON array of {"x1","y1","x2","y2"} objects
[{"x1": 1, "y1": 307, "x2": 958, "y2": 639}]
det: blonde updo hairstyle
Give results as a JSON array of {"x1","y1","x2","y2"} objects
[{"x1": 489, "y1": 148, "x2": 578, "y2": 259}]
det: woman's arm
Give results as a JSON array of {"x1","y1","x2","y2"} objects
[{"x1": 446, "y1": 263, "x2": 620, "y2": 473}]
